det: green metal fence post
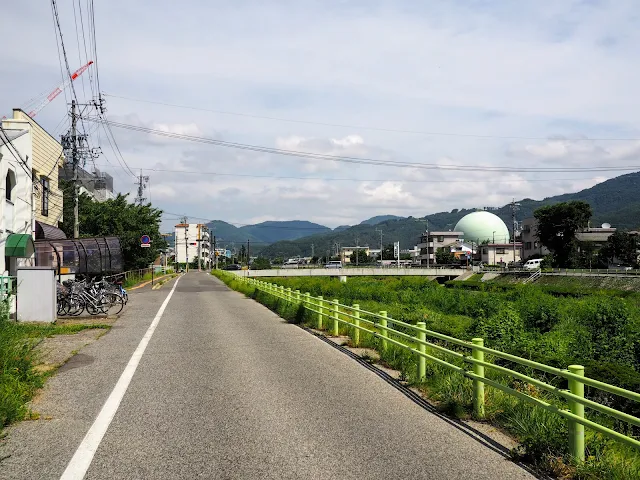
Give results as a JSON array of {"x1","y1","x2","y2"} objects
[
  {"x1": 353, "y1": 304, "x2": 360, "y2": 347},
  {"x1": 417, "y1": 321, "x2": 426, "y2": 381},
  {"x1": 568, "y1": 365, "x2": 585, "y2": 462},
  {"x1": 304, "y1": 292, "x2": 310, "y2": 311},
  {"x1": 472, "y1": 338, "x2": 485, "y2": 418},
  {"x1": 379, "y1": 311, "x2": 388, "y2": 352},
  {"x1": 317, "y1": 296, "x2": 324, "y2": 329},
  {"x1": 332, "y1": 299, "x2": 340, "y2": 336},
  {"x1": 286, "y1": 287, "x2": 292, "y2": 302},
  {"x1": 295, "y1": 289, "x2": 301, "y2": 303}
]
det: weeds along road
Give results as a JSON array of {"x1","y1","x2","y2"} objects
[{"x1": 0, "y1": 273, "x2": 536, "y2": 480}]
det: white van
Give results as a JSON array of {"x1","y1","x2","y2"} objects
[
  {"x1": 325, "y1": 261, "x2": 343, "y2": 269},
  {"x1": 523, "y1": 258, "x2": 543, "y2": 270}
]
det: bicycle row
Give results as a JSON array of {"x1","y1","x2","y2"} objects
[{"x1": 56, "y1": 276, "x2": 128, "y2": 316}]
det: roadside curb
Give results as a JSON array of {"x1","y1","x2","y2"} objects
[{"x1": 129, "y1": 273, "x2": 174, "y2": 291}]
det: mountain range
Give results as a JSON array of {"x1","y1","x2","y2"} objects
[
  {"x1": 164, "y1": 171, "x2": 640, "y2": 258},
  {"x1": 257, "y1": 171, "x2": 640, "y2": 258}
]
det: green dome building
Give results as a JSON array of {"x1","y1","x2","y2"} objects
[{"x1": 454, "y1": 211, "x2": 510, "y2": 244}]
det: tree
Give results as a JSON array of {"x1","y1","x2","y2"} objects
[
  {"x1": 251, "y1": 257, "x2": 271, "y2": 270},
  {"x1": 600, "y1": 231, "x2": 640, "y2": 267},
  {"x1": 534, "y1": 201, "x2": 592, "y2": 267},
  {"x1": 435, "y1": 247, "x2": 456, "y2": 264},
  {"x1": 383, "y1": 244, "x2": 395, "y2": 260},
  {"x1": 60, "y1": 179, "x2": 166, "y2": 271},
  {"x1": 349, "y1": 249, "x2": 370, "y2": 264},
  {"x1": 240, "y1": 245, "x2": 246, "y2": 264}
]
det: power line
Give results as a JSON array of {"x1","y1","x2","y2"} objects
[
  {"x1": 94, "y1": 119, "x2": 640, "y2": 174},
  {"x1": 50, "y1": 0, "x2": 69, "y2": 110},
  {"x1": 0, "y1": 127, "x2": 37, "y2": 179},
  {"x1": 72, "y1": 0, "x2": 88, "y2": 102},
  {"x1": 88, "y1": 0, "x2": 101, "y2": 94},
  {"x1": 102, "y1": 92, "x2": 640, "y2": 142},
  {"x1": 87, "y1": 162, "x2": 607, "y2": 185},
  {"x1": 50, "y1": 1, "x2": 81, "y2": 115},
  {"x1": 97, "y1": 117, "x2": 137, "y2": 178}
]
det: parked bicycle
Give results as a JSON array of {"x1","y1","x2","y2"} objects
[{"x1": 57, "y1": 276, "x2": 126, "y2": 316}]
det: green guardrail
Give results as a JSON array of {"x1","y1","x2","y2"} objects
[
  {"x1": 238, "y1": 276, "x2": 640, "y2": 462},
  {"x1": 0, "y1": 276, "x2": 15, "y2": 298}
]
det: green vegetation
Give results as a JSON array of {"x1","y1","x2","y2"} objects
[
  {"x1": 349, "y1": 249, "x2": 370, "y2": 264},
  {"x1": 213, "y1": 271, "x2": 640, "y2": 478},
  {"x1": 534, "y1": 201, "x2": 592, "y2": 267},
  {"x1": 60, "y1": 179, "x2": 166, "y2": 270},
  {"x1": 600, "y1": 232, "x2": 640, "y2": 268},
  {"x1": 251, "y1": 257, "x2": 271, "y2": 270},
  {"x1": 0, "y1": 301, "x2": 110, "y2": 431}
]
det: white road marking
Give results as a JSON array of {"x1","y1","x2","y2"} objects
[{"x1": 59, "y1": 276, "x2": 182, "y2": 480}]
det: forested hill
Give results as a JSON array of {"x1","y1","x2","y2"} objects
[
  {"x1": 258, "y1": 171, "x2": 640, "y2": 259},
  {"x1": 205, "y1": 220, "x2": 329, "y2": 245}
]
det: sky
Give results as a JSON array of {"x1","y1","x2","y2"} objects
[{"x1": 2, "y1": 0, "x2": 640, "y2": 231}]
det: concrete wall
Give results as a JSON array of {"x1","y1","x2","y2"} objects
[{"x1": 231, "y1": 267, "x2": 463, "y2": 277}]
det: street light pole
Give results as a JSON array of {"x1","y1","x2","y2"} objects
[{"x1": 492, "y1": 231, "x2": 496, "y2": 266}]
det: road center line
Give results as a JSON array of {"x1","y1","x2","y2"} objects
[{"x1": 59, "y1": 276, "x2": 182, "y2": 480}]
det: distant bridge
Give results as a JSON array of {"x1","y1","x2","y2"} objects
[{"x1": 233, "y1": 267, "x2": 464, "y2": 278}]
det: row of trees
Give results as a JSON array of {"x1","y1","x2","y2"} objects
[{"x1": 533, "y1": 201, "x2": 639, "y2": 268}]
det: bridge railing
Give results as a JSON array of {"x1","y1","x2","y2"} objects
[{"x1": 238, "y1": 276, "x2": 640, "y2": 462}]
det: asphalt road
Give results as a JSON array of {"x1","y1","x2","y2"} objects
[{"x1": 0, "y1": 273, "x2": 536, "y2": 479}]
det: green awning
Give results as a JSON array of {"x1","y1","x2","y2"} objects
[{"x1": 5, "y1": 234, "x2": 35, "y2": 257}]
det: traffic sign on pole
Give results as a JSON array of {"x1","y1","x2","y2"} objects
[{"x1": 141, "y1": 235, "x2": 151, "y2": 248}]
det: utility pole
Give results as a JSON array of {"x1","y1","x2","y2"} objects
[
  {"x1": 184, "y1": 224, "x2": 189, "y2": 273},
  {"x1": 247, "y1": 239, "x2": 250, "y2": 267},
  {"x1": 71, "y1": 100, "x2": 79, "y2": 239},
  {"x1": 425, "y1": 220, "x2": 429, "y2": 268},
  {"x1": 213, "y1": 235, "x2": 217, "y2": 269},
  {"x1": 376, "y1": 228, "x2": 383, "y2": 261},
  {"x1": 135, "y1": 170, "x2": 149, "y2": 206},
  {"x1": 197, "y1": 224, "x2": 202, "y2": 272},
  {"x1": 511, "y1": 198, "x2": 520, "y2": 264},
  {"x1": 355, "y1": 236, "x2": 359, "y2": 266},
  {"x1": 311, "y1": 243, "x2": 315, "y2": 259}
]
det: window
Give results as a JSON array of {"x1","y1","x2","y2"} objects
[
  {"x1": 437, "y1": 236, "x2": 444, "y2": 242},
  {"x1": 525, "y1": 242, "x2": 532, "y2": 250},
  {"x1": 5, "y1": 169, "x2": 16, "y2": 201},
  {"x1": 482, "y1": 248, "x2": 488, "y2": 254},
  {"x1": 496, "y1": 247, "x2": 506, "y2": 254},
  {"x1": 41, "y1": 176, "x2": 49, "y2": 216}
]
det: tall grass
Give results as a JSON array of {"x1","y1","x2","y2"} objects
[{"x1": 0, "y1": 302, "x2": 110, "y2": 431}]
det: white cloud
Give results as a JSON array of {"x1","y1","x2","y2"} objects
[{"x1": 2, "y1": 0, "x2": 639, "y2": 232}]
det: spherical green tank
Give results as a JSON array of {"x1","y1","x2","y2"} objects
[{"x1": 454, "y1": 211, "x2": 510, "y2": 244}]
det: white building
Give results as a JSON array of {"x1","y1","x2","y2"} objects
[
  {"x1": 0, "y1": 127, "x2": 35, "y2": 276},
  {"x1": 174, "y1": 223, "x2": 210, "y2": 268},
  {"x1": 480, "y1": 243, "x2": 523, "y2": 266}
]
